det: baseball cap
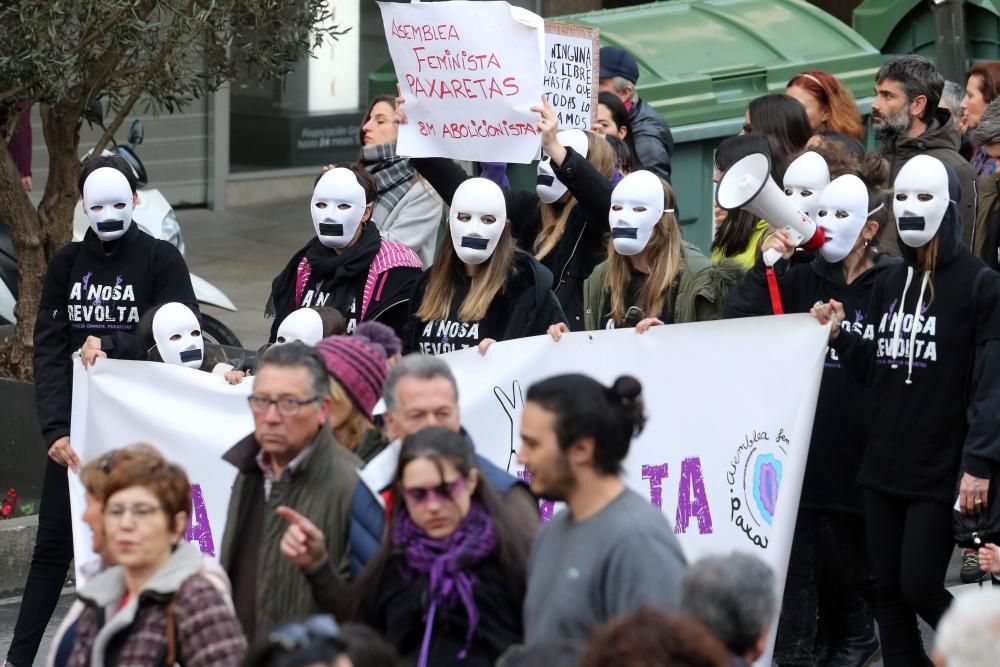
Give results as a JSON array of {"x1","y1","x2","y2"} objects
[{"x1": 599, "y1": 46, "x2": 639, "y2": 84}]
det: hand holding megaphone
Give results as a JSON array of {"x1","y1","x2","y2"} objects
[{"x1": 716, "y1": 152, "x2": 826, "y2": 266}]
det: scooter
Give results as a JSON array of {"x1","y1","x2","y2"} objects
[{"x1": 0, "y1": 103, "x2": 243, "y2": 348}]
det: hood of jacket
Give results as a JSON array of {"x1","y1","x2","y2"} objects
[
  {"x1": 886, "y1": 108, "x2": 961, "y2": 160},
  {"x1": 895, "y1": 161, "x2": 965, "y2": 270},
  {"x1": 78, "y1": 541, "x2": 204, "y2": 609}
]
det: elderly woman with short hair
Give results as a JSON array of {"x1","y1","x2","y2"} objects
[
  {"x1": 972, "y1": 97, "x2": 1000, "y2": 268},
  {"x1": 67, "y1": 455, "x2": 246, "y2": 667}
]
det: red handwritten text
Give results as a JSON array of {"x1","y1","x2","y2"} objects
[{"x1": 392, "y1": 19, "x2": 460, "y2": 42}]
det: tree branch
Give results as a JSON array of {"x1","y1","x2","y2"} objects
[{"x1": 90, "y1": 39, "x2": 178, "y2": 156}]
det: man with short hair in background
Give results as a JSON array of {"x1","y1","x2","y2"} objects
[
  {"x1": 681, "y1": 553, "x2": 778, "y2": 667},
  {"x1": 872, "y1": 55, "x2": 977, "y2": 249},
  {"x1": 220, "y1": 342, "x2": 361, "y2": 640},
  {"x1": 598, "y1": 46, "x2": 674, "y2": 183}
]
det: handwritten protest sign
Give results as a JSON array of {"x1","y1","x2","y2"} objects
[
  {"x1": 544, "y1": 22, "x2": 599, "y2": 130},
  {"x1": 378, "y1": 1, "x2": 545, "y2": 163}
]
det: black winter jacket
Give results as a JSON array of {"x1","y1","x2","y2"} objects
[
  {"x1": 724, "y1": 253, "x2": 900, "y2": 512},
  {"x1": 410, "y1": 154, "x2": 607, "y2": 330},
  {"x1": 360, "y1": 553, "x2": 522, "y2": 667},
  {"x1": 629, "y1": 97, "x2": 674, "y2": 183},
  {"x1": 267, "y1": 223, "x2": 421, "y2": 341},
  {"x1": 34, "y1": 225, "x2": 196, "y2": 446},
  {"x1": 404, "y1": 249, "x2": 567, "y2": 354}
]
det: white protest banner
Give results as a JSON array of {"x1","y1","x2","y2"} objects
[
  {"x1": 440, "y1": 315, "x2": 828, "y2": 661},
  {"x1": 378, "y1": 0, "x2": 545, "y2": 163},
  {"x1": 544, "y1": 22, "x2": 599, "y2": 130},
  {"x1": 69, "y1": 358, "x2": 254, "y2": 585}
]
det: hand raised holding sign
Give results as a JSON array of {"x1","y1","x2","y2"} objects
[
  {"x1": 531, "y1": 96, "x2": 566, "y2": 167},
  {"x1": 395, "y1": 83, "x2": 409, "y2": 126},
  {"x1": 276, "y1": 505, "x2": 329, "y2": 574}
]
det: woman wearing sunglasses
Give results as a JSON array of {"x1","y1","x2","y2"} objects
[
  {"x1": 67, "y1": 454, "x2": 245, "y2": 667},
  {"x1": 352, "y1": 427, "x2": 532, "y2": 667}
]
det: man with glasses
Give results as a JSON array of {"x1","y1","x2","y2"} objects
[{"x1": 219, "y1": 342, "x2": 362, "y2": 641}]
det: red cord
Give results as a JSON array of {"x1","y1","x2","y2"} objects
[{"x1": 766, "y1": 267, "x2": 784, "y2": 315}]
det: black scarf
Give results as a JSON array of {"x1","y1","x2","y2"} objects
[{"x1": 265, "y1": 223, "x2": 381, "y2": 318}]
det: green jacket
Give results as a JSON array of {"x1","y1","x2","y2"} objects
[
  {"x1": 583, "y1": 242, "x2": 743, "y2": 330},
  {"x1": 220, "y1": 425, "x2": 361, "y2": 637},
  {"x1": 974, "y1": 172, "x2": 999, "y2": 265}
]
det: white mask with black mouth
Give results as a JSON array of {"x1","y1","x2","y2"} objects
[
  {"x1": 816, "y1": 174, "x2": 872, "y2": 264},
  {"x1": 783, "y1": 151, "x2": 830, "y2": 222},
  {"x1": 609, "y1": 170, "x2": 668, "y2": 256},
  {"x1": 82, "y1": 167, "x2": 135, "y2": 242},
  {"x1": 276, "y1": 308, "x2": 324, "y2": 346},
  {"x1": 449, "y1": 178, "x2": 507, "y2": 265},
  {"x1": 311, "y1": 168, "x2": 369, "y2": 249},
  {"x1": 152, "y1": 302, "x2": 204, "y2": 368},
  {"x1": 893, "y1": 155, "x2": 950, "y2": 248},
  {"x1": 536, "y1": 129, "x2": 589, "y2": 204}
]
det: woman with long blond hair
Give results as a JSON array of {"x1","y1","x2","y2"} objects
[
  {"x1": 404, "y1": 177, "x2": 566, "y2": 355},
  {"x1": 548, "y1": 170, "x2": 741, "y2": 340},
  {"x1": 400, "y1": 95, "x2": 615, "y2": 330}
]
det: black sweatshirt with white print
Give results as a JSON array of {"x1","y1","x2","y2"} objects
[
  {"x1": 831, "y1": 194, "x2": 1000, "y2": 502},
  {"x1": 33, "y1": 225, "x2": 196, "y2": 447}
]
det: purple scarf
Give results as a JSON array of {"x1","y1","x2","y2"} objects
[{"x1": 392, "y1": 502, "x2": 498, "y2": 667}]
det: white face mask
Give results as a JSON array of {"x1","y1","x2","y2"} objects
[
  {"x1": 82, "y1": 167, "x2": 135, "y2": 242},
  {"x1": 276, "y1": 308, "x2": 324, "y2": 346},
  {"x1": 783, "y1": 151, "x2": 830, "y2": 221},
  {"x1": 609, "y1": 170, "x2": 668, "y2": 256},
  {"x1": 893, "y1": 155, "x2": 951, "y2": 248},
  {"x1": 536, "y1": 129, "x2": 589, "y2": 204},
  {"x1": 449, "y1": 178, "x2": 507, "y2": 265},
  {"x1": 311, "y1": 168, "x2": 369, "y2": 249},
  {"x1": 151, "y1": 302, "x2": 204, "y2": 368},
  {"x1": 816, "y1": 175, "x2": 872, "y2": 264}
]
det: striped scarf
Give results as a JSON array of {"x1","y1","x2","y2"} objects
[{"x1": 360, "y1": 143, "x2": 414, "y2": 225}]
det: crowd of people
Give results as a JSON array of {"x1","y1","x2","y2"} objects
[{"x1": 5, "y1": 44, "x2": 1000, "y2": 667}]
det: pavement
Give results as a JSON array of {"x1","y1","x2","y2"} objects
[
  {"x1": 174, "y1": 200, "x2": 319, "y2": 352},
  {"x1": 0, "y1": 201, "x2": 990, "y2": 664}
]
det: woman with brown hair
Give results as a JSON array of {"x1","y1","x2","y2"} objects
[
  {"x1": 549, "y1": 168, "x2": 741, "y2": 339},
  {"x1": 959, "y1": 61, "x2": 1000, "y2": 176},
  {"x1": 353, "y1": 427, "x2": 531, "y2": 667},
  {"x1": 400, "y1": 95, "x2": 616, "y2": 330},
  {"x1": 358, "y1": 95, "x2": 444, "y2": 266},
  {"x1": 787, "y1": 70, "x2": 865, "y2": 141},
  {"x1": 404, "y1": 176, "x2": 566, "y2": 355},
  {"x1": 67, "y1": 454, "x2": 245, "y2": 667},
  {"x1": 266, "y1": 163, "x2": 423, "y2": 342}
]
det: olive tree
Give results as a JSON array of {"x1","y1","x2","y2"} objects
[{"x1": 0, "y1": 0, "x2": 343, "y2": 379}]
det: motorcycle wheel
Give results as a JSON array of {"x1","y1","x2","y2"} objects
[{"x1": 201, "y1": 313, "x2": 242, "y2": 348}]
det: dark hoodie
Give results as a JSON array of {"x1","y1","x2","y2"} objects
[
  {"x1": 404, "y1": 249, "x2": 567, "y2": 355},
  {"x1": 880, "y1": 108, "x2": 978, "y2": 251},
  {"x1": 34, "y1": 224, "x2": 196, "y2": 446},
  {"x1": 724, "y1": 252, "x2": 901, "y2": 512},
  {"x1": 267, "y1": 223, "x2": 421, "y2": 341},
  {"x1": 410, "y1": 151, "x2": 607, "y2": 330},
  {"x1": 831, "y1": 167, "x2": 1000, "y2": 502}
]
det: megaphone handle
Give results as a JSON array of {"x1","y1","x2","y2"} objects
[
  {"x1": 766, "y1": 267, "x2": 784, "y2": 315},
  {"x1": 782, "y1": 226, "x2": 805, "y2": 247}
]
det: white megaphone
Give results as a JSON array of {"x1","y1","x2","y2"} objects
[{"x1": 716, "y1": 152, "x2": 826, "y2": 265}]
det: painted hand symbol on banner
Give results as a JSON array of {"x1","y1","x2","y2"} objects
[{"x1": 494, "y1": 381, "x2": 524, "y2": 473}]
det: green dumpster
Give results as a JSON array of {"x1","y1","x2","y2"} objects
[
  {"x1": 853, "y1": 0, "x2": 1000, "y2": 75},
  {"x1": 370, "y1": 0, "x2": 881, "y2": 253}
]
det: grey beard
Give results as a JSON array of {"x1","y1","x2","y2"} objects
[{"x1": 874, "y1": 110, "x2": 912, "y2": 141}]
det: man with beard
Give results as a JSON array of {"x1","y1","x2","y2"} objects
[
  {"x1": 517, "y1": 373, "x2": 687, "y2": 645},
  {"x1": 872, "y1": 55, "x2": 977, "y2": 250}
]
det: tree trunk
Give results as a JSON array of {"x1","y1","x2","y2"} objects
[
  {"x1": 0, "y1": 129, "x2": 44, "y2": 381},
  {"x1": 0, "y1": 102, "x2": 81, "y2": 380}
]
